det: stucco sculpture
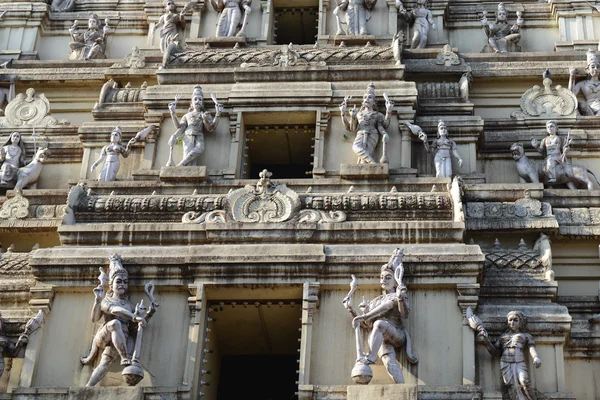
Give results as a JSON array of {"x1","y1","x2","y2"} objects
[
  {"x1": 396, "y1": 0, "x2": 435, "y2": 49},
  {"x1": 339, "y1": 83, "x2": 392, "y2": 164},
  {"x1": 481, "y1": 3, "x2": 522, "y2": 54},
  {"x1": 405, "y1": 120, "x2": 463, "y2": 177},
  {"x1": 81, "y1": 254, "x2": 159, "y2": 387},
  {"x1": 569, "y1": 49, "x2": 600, "y2": 116},
  {"x1": 0, "y1": 132, "x2": 26, "y2": 186},
  {"x1": 511, "y1": 120, "x2": 600, "y2": 190},
  {"x1": 69, "y1": 14, "x2": 111, "y2": 60},
  {"x1": 0, "y1": 310, "x2": 43, "y2": 378},
  {"x1": 334, "y1": 0, "x2": 377, "y2": 36},
  {"x1": 467, "y1": 308, "x2": 541, "y2": 400},
  {"x1": 152, "y1": 0, "x2": 188, "y2": 54},
  {"x1": 343, "y1": 248, "x2": 418, "y2": 385},
  {"x1": 91, "y1": 126, "x2": 153, "y2": 181},
  {"x1": 210, "y1": 0, "x2": 252, "y2": 37},
  {"x1": 166, "y1": 86, "x2": 223, "y2": 167},
  {"x1": 51, "y1": 0, "x2": 75, "y2": 12}
]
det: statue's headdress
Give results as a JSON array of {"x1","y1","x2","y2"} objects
[
  {"x1": 364, "y1": 82, "x2": 376, "y2": 99},
  {"x1": 108, "y1": 253, "x2": 128, "y2": 282},
  {"x1": 89, "y1": 13, "x2": 100, "y2": 22},
  {"x1": 587, "y1": 49, "x2": 599, "y2": 68},
  {"x1": 192, "y1": 85, "x2": 203, "y2": 100},
  {"x1": 546, "y1": 120, "x2": 557, "y2": 128},
  {"x1": 497, "y1": 3, "x2": 506, "y2": 13},
  {"x1": 112, "y1": 126, "x2": 122, "y2": 136}
]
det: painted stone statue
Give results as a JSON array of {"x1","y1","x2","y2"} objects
[
  {"x1": 511, "y1": 120, "x2": 600, "y2": 190},
  {"x1": 333, "y1": 0, "x2": 377, "y2": 36},
  {"x1": 406, "y1": 120, "x2": 463, "y2": 178},
  {"x1": 396, "y1": 0, "x2": 436, "y2": 49},
  {"x1": 0, "y1": 132, "x2": 26, "y2": 185},
  {"x1": 81, "y1": 254, "x2": 159, "y2": 387},
  {"x1": 339, "y1": 83, "x2": 393, "y2": 164},
  {"x1": 343, "y1": 249, "x2": 418, "y2": 384},
  {"x1": 210, "y1": 0, "x2": 252, "y2": 37},
  {"x1": 90, "y1": 126, "x2": 152, "y2": 181},
  {"x1": 569, "y1": 49, "x2": 600, "y2": 116},
  {"x1": 481, "y1": 3, "x2": 522, "y2": 54},
  {"x1": 152, "y1": 0, "x2": 189, "y2": 54},
  {"x1": 166, "y1": 86, "x2": 224, "y2": 167},
  {"x1": 69, "y1": 13, "x2": 111, "y2": 60},
  {"x1": 467, "y1": 309, "x2": 541, "y2": 400}
]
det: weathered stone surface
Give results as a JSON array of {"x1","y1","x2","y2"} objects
[
  {"x1": 347, "y1": 384, "x2": 417, "y2": 400},
  {"x1": 159, "y1": 166, "x2": 207, "y2": 182},
  {"x1": 340, "y1": 164, "x2": 389, "y2": 179},
  {"x1": 67, "y1": 387, "x2": 142, "y2": 400}
]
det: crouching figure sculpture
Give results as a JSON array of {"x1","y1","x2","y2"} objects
[
  {"x1": 511, "y1": 122, "x2": 599, "y2": 190},
  {"x1": 81, "y1": 254, "x2": 159, "y2": 387},
  {"x1": 343, "y1": 248, "x2": 418, "y2": 385}
]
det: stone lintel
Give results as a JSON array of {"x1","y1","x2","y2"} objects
[
  {"x1": 159, "y1": 166, "x2": 207, "y2": 183},
  {"x1": 188, "y1": 36, "x2": 246, "y2": 48},
  {"x1": 340, "y1": 163, "x2": 389, "y2": 179}
]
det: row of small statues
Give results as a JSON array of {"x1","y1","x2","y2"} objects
[{"x1": 344, "y1": 249, "x2": 541, "y2": 400}]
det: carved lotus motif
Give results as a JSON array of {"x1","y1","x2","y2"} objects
[
  {"x1": 511, "y1": 77, "x2": 578, "y2": 120},
  {"x1": 229, "y1": 182, "x2": 300, "y2": 223}
]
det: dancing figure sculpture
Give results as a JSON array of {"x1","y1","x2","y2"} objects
[
  {"x1": 481, "y1": 3, "x2": 522, "y2": 54},
  {"x1": 81, "y1": 254, "x2": 159, "y2": 387},
  {"x1": 69, "y1": 14, "x2": 111, "y2": 60},
  {"x1": 406, "y1": 120, "x2": 463, "y2": 177},
  {"x1": 166, "y1": 86, "x2": 223, "y2": 167},
  {"x1": 343, "y1": 249, "x2": 418, "y2": 385},
  {"x1": 334, "y1": 0, "x2": 377, "y2": 36},
  {"x1": 569, "y1": 49, "x2": 600, "y2": 116},
  {"x1": 152, "y1": 0, "x2": 189, "y2": 54},
  {"x1": 211, "y1": 0, "x2": 252, "y2": 37},
  {"x1": 466, "y1": 309, "x2": 541, "y2": 400},
  {"x1": 396, "y1": 0, "x2": 435, "y2": 49},
  {"x1": 340, "y1": 83, "x2": 393, "y2": 164}
]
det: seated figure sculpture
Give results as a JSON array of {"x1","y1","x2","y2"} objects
[
  {"x1": 396, "y1": 0, "x2": 436, "y2": 49},
  {"x1": 334, "y1": 0, "x2": 377, "y2": 36},
  {"x1": 569, "y1": 49, "x2": 600, "y2": 116},
  {"x1": 339, "y1": 83, "x2": 393, "y2": 164},
  {"x1": 210, "y1": 0, "x2": 252, "y2": 37},
  {"x1": 481, "y1": 3, "x2": 522, "y2": 54},
  {"x1": 81, "y1": 254, "x2": 157, "y2": 387},
  {"x1": 69, "y1": 14, "x2": 111, "y2": 60},
  {"x1": 343, "y1": 249, "x2": 418, "y2": 384},
  {"x1": 166, "y1": 86, "x2": 224, "y2": 167}
]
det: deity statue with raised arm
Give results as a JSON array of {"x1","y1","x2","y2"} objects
[
  {"x1": 81, "y1": 254, "x2": 158, "y2": 387},
  {"x1": 569, "y1": 49, "x2": 600, "y2": 116},
  {"x1": 396, "y1": 0, "x2": 435, "y2": 49},
  {"x1": 481, "y1": 3, "x2": 522, "y2": 54},
  {"x1": 466, "y1": 309, "x2": 541, "y2": 400},
  {"x1": 333, "y1": 0, "x2": 377, "y2": 36},
  {"x1": 90, "y1": 126, "x2": 153, "y2": 181},
  {"x1": 151, "y1": 0, "x2": 189, "y2": 54},
  {"x1": 69, "y1": 13, "x2": 111, "y2": 60},
  {"x1": 340, "y1": 83, "x2": 393, "y2": 164},
  {"x1": 211, "y1": 0, "x2": 252, "y2": 37},
  {"x1": 407, "y1": 120, "x2": 462, "y2": 177},
  {"x1": 531, "y1": 120, "x2": 570, "y2": 184},
  {"x1": 343, "y1": 248, "x2": 418, "y2": 385},
  {"x1": 0, "y1": 132, "x2": 26, "y2": 185},
  {"x1": 166, "y1": 86, "x2": 224, "y2": 167}
]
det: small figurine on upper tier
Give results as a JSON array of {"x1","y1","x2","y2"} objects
[
  {"x1": 69, "y1": 14, "x2": 111, "y2": 60},
  {"x1": 396, "y1": 0, "x2": 436, "y2": 49},
  {"x1": 211, "y1": 0, "x2": 252, "y2": 37},
  {"x1": 569, "y1": 49, "x2": 600, "y2": 116},
  {"x1": 152, "y1": 0, "x2": 189, "y2": 54},
  {"x1": 333, "y1": 0, "x2": 377, "y2": 36},
  {"x1": 481, "y1": 3, "x2": 522, "y2": 54},
  {"x1": 406, "y1": 120, "x2": 463, "y2": 178}
]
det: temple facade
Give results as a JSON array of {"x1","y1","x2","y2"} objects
[{"x1": 0, "y1": 0, "x2": 598, "y2": 399}]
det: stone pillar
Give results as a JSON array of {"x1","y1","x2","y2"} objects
[
  {"x1": 298, "y1": 282, "x2": 319, "y2": 385},
  {"x1": 19, "y1": 284, "x2": 54, "y2": 388},
  {"x1": 312, "y1": 110, "x2": 329, "y2": 178},
  {"x1": 185, "y1": 283, "x2": 208, "y2": 400},
  {"x1": 386, "y1": 0, "x2": 398, "y2": 36},
  {"x1": 189, "y1": 1, "x2": 207, "y2": 39},
  {"x1": 226, "y1": 112, "x2": 241, "y2": 179},
  {"x1": 259, "y1": 0, "x2": 273, "y2": 45},
  {"x1": 456, "y1": 283, "x2": 480, "y2": 386},
  {"x1": 400, "y1": 123, "x2": 412, "y2": 168},
  {"x1": 318, "y1": 0, "x2": 331, "y2": 39}
]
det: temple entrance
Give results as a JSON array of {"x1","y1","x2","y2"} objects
[
  {"x1": 242, "y1": 112, "x2": 316, "y2": 179},
  {"x1": 203, "y1": 300, "x2": 302, "y2": 400},
  {"x1": 273, "y1": 6, "x2": 319, "y2": 45}
]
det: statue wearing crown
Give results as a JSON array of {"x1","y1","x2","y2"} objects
[
  {"x1": 342, "y1": 249, "x2": 418, "y2": 385},
  {"x1": 69, "y1": 13, "x2": 111, "y2": 60},
  {"x1": 166, "y1": 86, "x2": 224, "y2": 167},
  {"x1": 481, "y1": 3, "x2": 523, "y2": 54},
  {"x1": 81, "y1": 254, "x2": 159, "y2": 387},
  {"x1": 339, "y1": 83, "x2": 393, "y2": 164},
  {"x1": 569, "y1": 49, "x2": 600, "y2": 116}
]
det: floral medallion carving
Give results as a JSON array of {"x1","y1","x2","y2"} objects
[
  {"x1": 0, "y1": 194, "x2": 29, "y2": 219},
  {"x1": 511, "y1": 74, "x2": 578, "y2": 120},
  {"x1": 0, "y1": 88, "x2": 63, "y2": 127}
]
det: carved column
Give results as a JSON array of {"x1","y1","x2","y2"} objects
[
  {"x1": 312, "y1": 110, "x2": 329, "y2": 178},
  {"x1": 386, "y1": 0, "x2": 398, "y2": 36},
  {"x1": 318, "y1": 0, "x2": 330, "y2": 38},
  {"x1": 226, "y1": 112, "x2": 241, "y2": 179},
  {"x1": 19, "y1": 284, "x2": 54, "y2": 388},
  {"x1": 456, "y1": 283, "x2": 480, "y2": 385},
  {"x1": 259, "y1": 0, "x2": 273, "y2": 45},
  {"x1": 184, "y1": 283, "x2": 208, "y2": 400},
  {"x1": 189, "y1": 1, "x2": 207, "y2": 39},
  {"x1": 298, "y1": 282, "x2": 319, "y2": 386}
]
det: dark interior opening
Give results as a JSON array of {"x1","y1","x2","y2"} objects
[
  {"x1": 274, "y1": 7, "x2": 318, "y2": 45},
  {"x1": 217, "y1": 355, "x2": 299, "y2": 400}
]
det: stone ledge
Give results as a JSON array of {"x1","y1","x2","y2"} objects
[
  {"x1": 159, "y1": 166, "x2": 207, "y2": 183},
  {"x1": 340, "y1": 164, "x2": 389, "y2": 179}
]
